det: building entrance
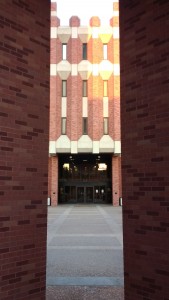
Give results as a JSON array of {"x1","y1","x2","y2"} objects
[
  {"x1": 60, "y1": 185, "x2": 109, "y2": 203},
  {"x1": 58, "y1": 154, "x2": 112, "y2": 204},
  {"x1": 77, "y1": 186, "x2": 108, "y2": 203},
  {"x1": 77, "y1": 186, "x2": 92, "y2": 203}
]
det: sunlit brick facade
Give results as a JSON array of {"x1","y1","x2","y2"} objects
[{"x1": 49, "y1": 1, "x2": 121, "y2": 206}]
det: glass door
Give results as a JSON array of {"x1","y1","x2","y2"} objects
[
  {"x1": 86, "y1": 187, "x2": 93, "y2": 203},
  {"x1": 94, "y1": 186, "x2": 106, "y2": 203},
  {"x1": 77, "y1": 187, "x2": 85, "y2": 203},
  {"x1": 70, "y1": 186, "x2": 76, "y2": 202}
]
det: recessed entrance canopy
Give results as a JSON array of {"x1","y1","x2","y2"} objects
[{"x1": 58, "y1": 154, "x2": 112, "y2": 204}]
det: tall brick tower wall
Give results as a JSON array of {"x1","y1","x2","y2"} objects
[
  {"x1": 49, "y1": 0, "x2": 121, "y2": 206},
  {"x1": 0, "y1": 0, "x2": 50, "y2": 299},
  {"x1": 120, "y1": 0, "x2": 169, "y2": 299}
]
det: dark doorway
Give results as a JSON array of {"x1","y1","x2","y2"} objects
[
  {"x1": 77, "y1": 186, "x2": 85, "y2": 203},
  {"x1": 58, "y1": 154, "x2": 112, "y2": 204}
]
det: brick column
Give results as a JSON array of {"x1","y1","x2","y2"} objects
[
  {"x1": 50, "y1": 155, "x2": 58, "y2": 206},
  {"x1": 110, "y1": 3, "x2": 120, "y2": 141},
  {"x1": 120, "y1": 0, "x2": 169, "y2": 299},
  {"x1": 67, "y1": 75, "x2": 82, "y2": 141},
  {"x1": 88, "y1": 17, "x2": 103, "y2": 142},
  {"x1": 0, "y1": 0, "x2": 50, "y2": 298},
  {"x1": 50, "y1": 7, "x2": 61, "y2": 141},
  {"x1": 68, "y1": 17, "x2": 82, "y2": 143},
  {"x1": 112, "y1": 155, "x2": 121, "y2": 206}
]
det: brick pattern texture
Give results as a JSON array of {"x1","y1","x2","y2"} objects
[
  {"x1": 67, "y1": 75, "x2": 82, "y2": 141},
  {"x1": 120, "y1": 1, "x2": 169, "y2": 299},
  {"x1": 48, "y1": 156, "x2": 58, "y2": 206},
  {"x1": 50, "y1": 77, "x2": 61, "y2": 140},
  {"x1": 0, "y1": 0, "x2": 50, "y2": 299},
  {"x1": 112, "y1": 156, "x2": 121, "y2": 206}
]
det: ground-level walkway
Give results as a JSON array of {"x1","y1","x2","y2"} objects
[{"x1": 46, "y1": 205, "x2": 124, "y2": 300}]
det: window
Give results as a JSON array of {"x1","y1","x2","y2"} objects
[
  {"x1": 61, "y1": 118, "x2": 67, "y2": 134},
  {"x1": 62, "y1": 80, "x2": 67, "y2": 97},
  {"x1": 82, "y1": 43, "x2": 87, "y2": 60},
  {"x1": 103, "y1": 81, "x2": 108, "y2": 97},
  {"x1": 103, "y1": 44, "x2": 108, "y2": 60},
  {"x1": 83, "y1": 80, "x2": 87, "y2": 97},
  {"x1": 62, "y1": 44, "x2": 67, "y2": 60},
  {"x1": 103, "y1": 118, "x2": 109, "y2": 135},
  {"x1": 83, "y1": 118, "x2": 88, "y2": 135}
]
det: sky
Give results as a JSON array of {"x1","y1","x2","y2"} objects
[{"x1": 53, "y1": 0, "x2": 114, "y2": 26}]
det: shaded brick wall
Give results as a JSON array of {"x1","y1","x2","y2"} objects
[
  {"x1": 48, "y1": 156, "x2": 58, "y2": 206},
  {"x1": 112, "y1": 156, "x2": 121, "y2": 206},
  {"x1": 0, "y1": 0, "x2": 50, "y2": 299},
  {"x1": 120, "y1": 1, "x2": 169, "y2": 299}
]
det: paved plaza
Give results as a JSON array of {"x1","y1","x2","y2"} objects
[{"x1": 46, "y1": 205, "x2": 124, "y2": 299}]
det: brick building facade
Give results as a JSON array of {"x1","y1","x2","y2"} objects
[{"x1": 49, "y1": 1, "x2": 121, "y2": 206}]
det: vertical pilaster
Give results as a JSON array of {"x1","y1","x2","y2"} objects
[
  {"x1": 112, "y1": 155, "x2": 121, "y2": 206},
  {"x1": 67, "y1": 17, "x2": 82, "y2": 150},
  {"x1": 50, "y1": 3, "x2": 60, "y2": 141},
  {"x1": 88, "y1": 17, "x2": 103, "y2": 146},
  {"x1": 110, "y1": 0, "x2": 120, "y2": 142},
  {"x1": 50, "y1": 155, "x2": 58, "y2": 206},
  {"x1": 50, "y1": 5, "x2": 60, "y2": 204}
]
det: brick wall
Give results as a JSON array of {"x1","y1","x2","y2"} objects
[
  {"x1": 49, "y1": 156, "x2": 58, "y2": 206},
  {"x1": 88, "y1": 75, "x2": 103, "y2": 141},
  {"x1": 69, "y1": 75, "x2": 81, "y2": 140},
  {"x1": 67, "y1": 37, "x2": 82, "y2": 64},
  {"x1": 112, "y1": 156, "x2": 121, "y2": 206},
  {"x1": 0, "y1": 0, "x2": 49, "y2": 299},
  {"x1": 50, "y1": 77, "x2": 61, "y2": 140},
  {"x1": 108, "y1": 75, "x2": 114, "y2": 139},
  {"x1": 120, "y1": 1, "x2": 169, "y2": 299}
]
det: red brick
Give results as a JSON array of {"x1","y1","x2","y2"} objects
[
  {"x1": 120, "y1": 0, "x2": 169, "y2": 299},
  {"x1": 0, "y1": 0, "x2": 50, "y2": 298}
]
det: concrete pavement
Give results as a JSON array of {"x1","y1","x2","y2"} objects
[{"x1": 46, "y1": 205, "x2": 124, "y2": 299}]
